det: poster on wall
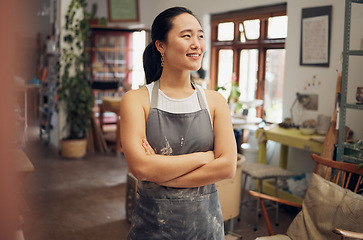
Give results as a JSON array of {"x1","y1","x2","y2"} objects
[
  {"x1": 107, "y1": 0, "x2": 139, "y2": 22},
  {"x1": 300, "y1": 6, "x2": 332, "y2": 67}
]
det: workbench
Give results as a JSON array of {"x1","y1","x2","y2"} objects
[
  {"x1": 255, "y1": 125, "x2": 324, "y2": 204},
  {"x1": 257, "y1": 125, "x2": 323, "y2": 168}
]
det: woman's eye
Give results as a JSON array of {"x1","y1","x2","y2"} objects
[
  {"x1": 199, "y1": 35, "x2": 204, "y2": 39},
  {"x1": 182, "y1": 34, "x2": 191, "y2": 38}
]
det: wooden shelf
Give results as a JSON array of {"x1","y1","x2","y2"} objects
[
  {"x1": 90, "y1": 25, "x2": 148, "y2": 32},
  {"x1": 85, "y1": 46, "x2": 130, "y2": 52}
]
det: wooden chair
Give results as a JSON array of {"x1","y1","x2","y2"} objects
[
  {"x1": 92, "y1": 80, "x2": 120, "y2": 133},
  {"x1": 249, "y1": 153, "x2": 363, "y2": 240},
  {"x1": 92, "y1": 81, "x2": 123, "y2": 154}
]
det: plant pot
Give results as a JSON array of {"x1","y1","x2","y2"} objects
[
  {"x1": 88, "y1": 19, "x2": 98, "y2": 25},
  {"x1": 61, "y1": 138, "x2": 87, "y2": 159}
]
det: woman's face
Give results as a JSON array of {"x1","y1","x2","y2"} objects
[{"x1": 162, "y1": 13, "x2": 205, "y2": 72}]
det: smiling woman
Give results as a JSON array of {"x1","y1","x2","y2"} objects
[{"x1": 120, "y1": 6, "x2": 237, "y2": 240}]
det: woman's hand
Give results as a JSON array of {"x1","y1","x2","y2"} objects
[{"x1": 142, "y1": 138, "x2": 156, "y2": 155}]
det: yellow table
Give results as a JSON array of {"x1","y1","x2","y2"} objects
[
  {"x1": 255, "y1": 125, "x2": 324, "y2": 204},
  {"x1": 257, "y1": 125, "x2": 323, "y2": 169}
]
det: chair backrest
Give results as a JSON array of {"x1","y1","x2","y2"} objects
[{"x1": 312, "y1": 153, "x2": 363, "y2": 193}]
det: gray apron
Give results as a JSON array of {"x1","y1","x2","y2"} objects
[{"x1": 127, "y1": 81, "x2": 224, "y2": 240}]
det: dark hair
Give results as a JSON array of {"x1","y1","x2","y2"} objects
[{"x1": 143, "y1": 7, "x2": 195, "y2": 84}]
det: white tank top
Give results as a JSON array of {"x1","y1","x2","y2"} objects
[{"x1": 146, "y1": 81, "x2": 211, "y2": 117}]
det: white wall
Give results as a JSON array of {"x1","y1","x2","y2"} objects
[
  {"x1": 284, "y1": 0, "x2": 363, "y2": 172},
  {"x1": 284, "y1": 0, "x2": 363, "y2": 131},
  {"x1": 13, "y1": 0, "x2": 51, "y2": 80},
  {"x1": 50, "y1": 0, "x2": 72, "y2": 149},
  {"x1": 52, "y1": 0, "x2": 86, "y2": 148}
]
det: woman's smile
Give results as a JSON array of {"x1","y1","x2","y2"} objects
[{"x1": 186, "y1": 53, "x2": 202, "y2": 58}]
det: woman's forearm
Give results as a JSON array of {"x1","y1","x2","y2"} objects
[
  {"x1": 129, "y1": 150, "x2": 215, "y2": 183},
  {"x1": 157, "y1": 153, "x2": 236, "y2": 188}
]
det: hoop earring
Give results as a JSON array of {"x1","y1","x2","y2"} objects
[{"x1": 161, "y1": 52, "x2": 165, "y2": 67}]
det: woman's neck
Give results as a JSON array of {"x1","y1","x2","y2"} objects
[{"x1": 158, "y1": 69, "x2": 194, "y2": 99}]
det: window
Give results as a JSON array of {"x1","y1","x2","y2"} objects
[
  {"x1": 217, "y1": 49, "x2": 234, "y2": 99},
  {"x1": 131, "y1": 30, "x2": 147, "y2": 89},
  {"x1": 218, "y1": 22, "x2": 234, "y2": 41},
  {"x1": 210, "y1": 4, "x2": 287, "y2": 123},
  {"x1": 239, "y1": 49, "x2": 258, "y2": 101}
]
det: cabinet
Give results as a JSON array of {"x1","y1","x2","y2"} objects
[{"x1": 336, "y1": 0, "x2": 363, "y2": 163}]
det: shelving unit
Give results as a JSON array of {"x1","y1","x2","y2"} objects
[
  {"x1": 336, "y1": 0, "x2": 363, "y2": 163},
  {"x1": 39, "y1": 54, "x2": 58, "y2": 145},
  {"x1": 87, "y1": 28, "x2": 132, "y2": 104}
]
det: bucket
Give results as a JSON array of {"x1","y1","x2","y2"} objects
[{"x1": 216, "y1": 154, "x2": 245, "y2": 221}]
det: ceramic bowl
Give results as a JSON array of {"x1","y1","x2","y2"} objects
[{"x1": 300, "y1": 127, "x2": 316, "y2": 135}]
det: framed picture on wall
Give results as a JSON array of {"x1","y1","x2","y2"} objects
[
  {"x1": 107, "y1": 0, "x2": 139, "y2": 22},
  {"x1": 300, "y1": 5, "x2": 332, "y2": 67}
]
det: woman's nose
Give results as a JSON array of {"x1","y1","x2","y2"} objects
[
  {"x1": 191, "y1": 41, "x2": 200, "y2": 50},
  {"x1": 190, "y1": 36, "x2": 202, "y2": 50}
]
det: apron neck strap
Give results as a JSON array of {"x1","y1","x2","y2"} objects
[
  {"x1": 150, "y1": 80, "x2": 160, "y2": 108},
  {"x1": 150, "y1": 80, "x2": 207, "y2": 110},
  {"x1": 192, "y1": 82, "x2": 207, "y2": 110}
]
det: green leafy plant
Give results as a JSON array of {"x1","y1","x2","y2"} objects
[
  {"x1": 214, "y1": 80, "x2": 242, "y2": 113},
  {"x1": 228, "y1": 81, "x2": 241, "y2": 103},
  {"x1": 214, "y1": 85, "x2": 226, "y2": 92},
  {"x1": 86, "y1": 3, "x2": 108, "y2": 26},
  {"x1": 57, "y1": 0, "x2": 94, "y2": 140},
  {"x1": 98, "y1": 17, "x2": 108, "y2": 26}
]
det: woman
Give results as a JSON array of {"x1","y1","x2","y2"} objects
[{"x1": 120, "y1": 7, "x2": 237, "y2": 239}]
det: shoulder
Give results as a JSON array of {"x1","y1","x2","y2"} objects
[
  {"x1": 202, "y1": 89, "x2": 230, "y2": 121},
  {"x1": 120, "y1": 86, "x2": 150, "y2": 112},
  {"x1": 203, "y1": 89, "x2": 225, "y2": 99},
  {"x1": 203, "y1": 89, "x2": 228, "y2": 107},
  {"x1": 122, "y1": 86, "x2": 148, "y2": 102}
]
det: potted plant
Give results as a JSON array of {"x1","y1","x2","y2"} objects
[
  {"x1": 87, "y1": 3, "x2": 100, "y2": 25},
  {"x1": 214, "y1": 74, "x2": 242, "y2": 113},
  {"x1": 57, "y1": 0, "x2": 94, "y2": 158}
]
